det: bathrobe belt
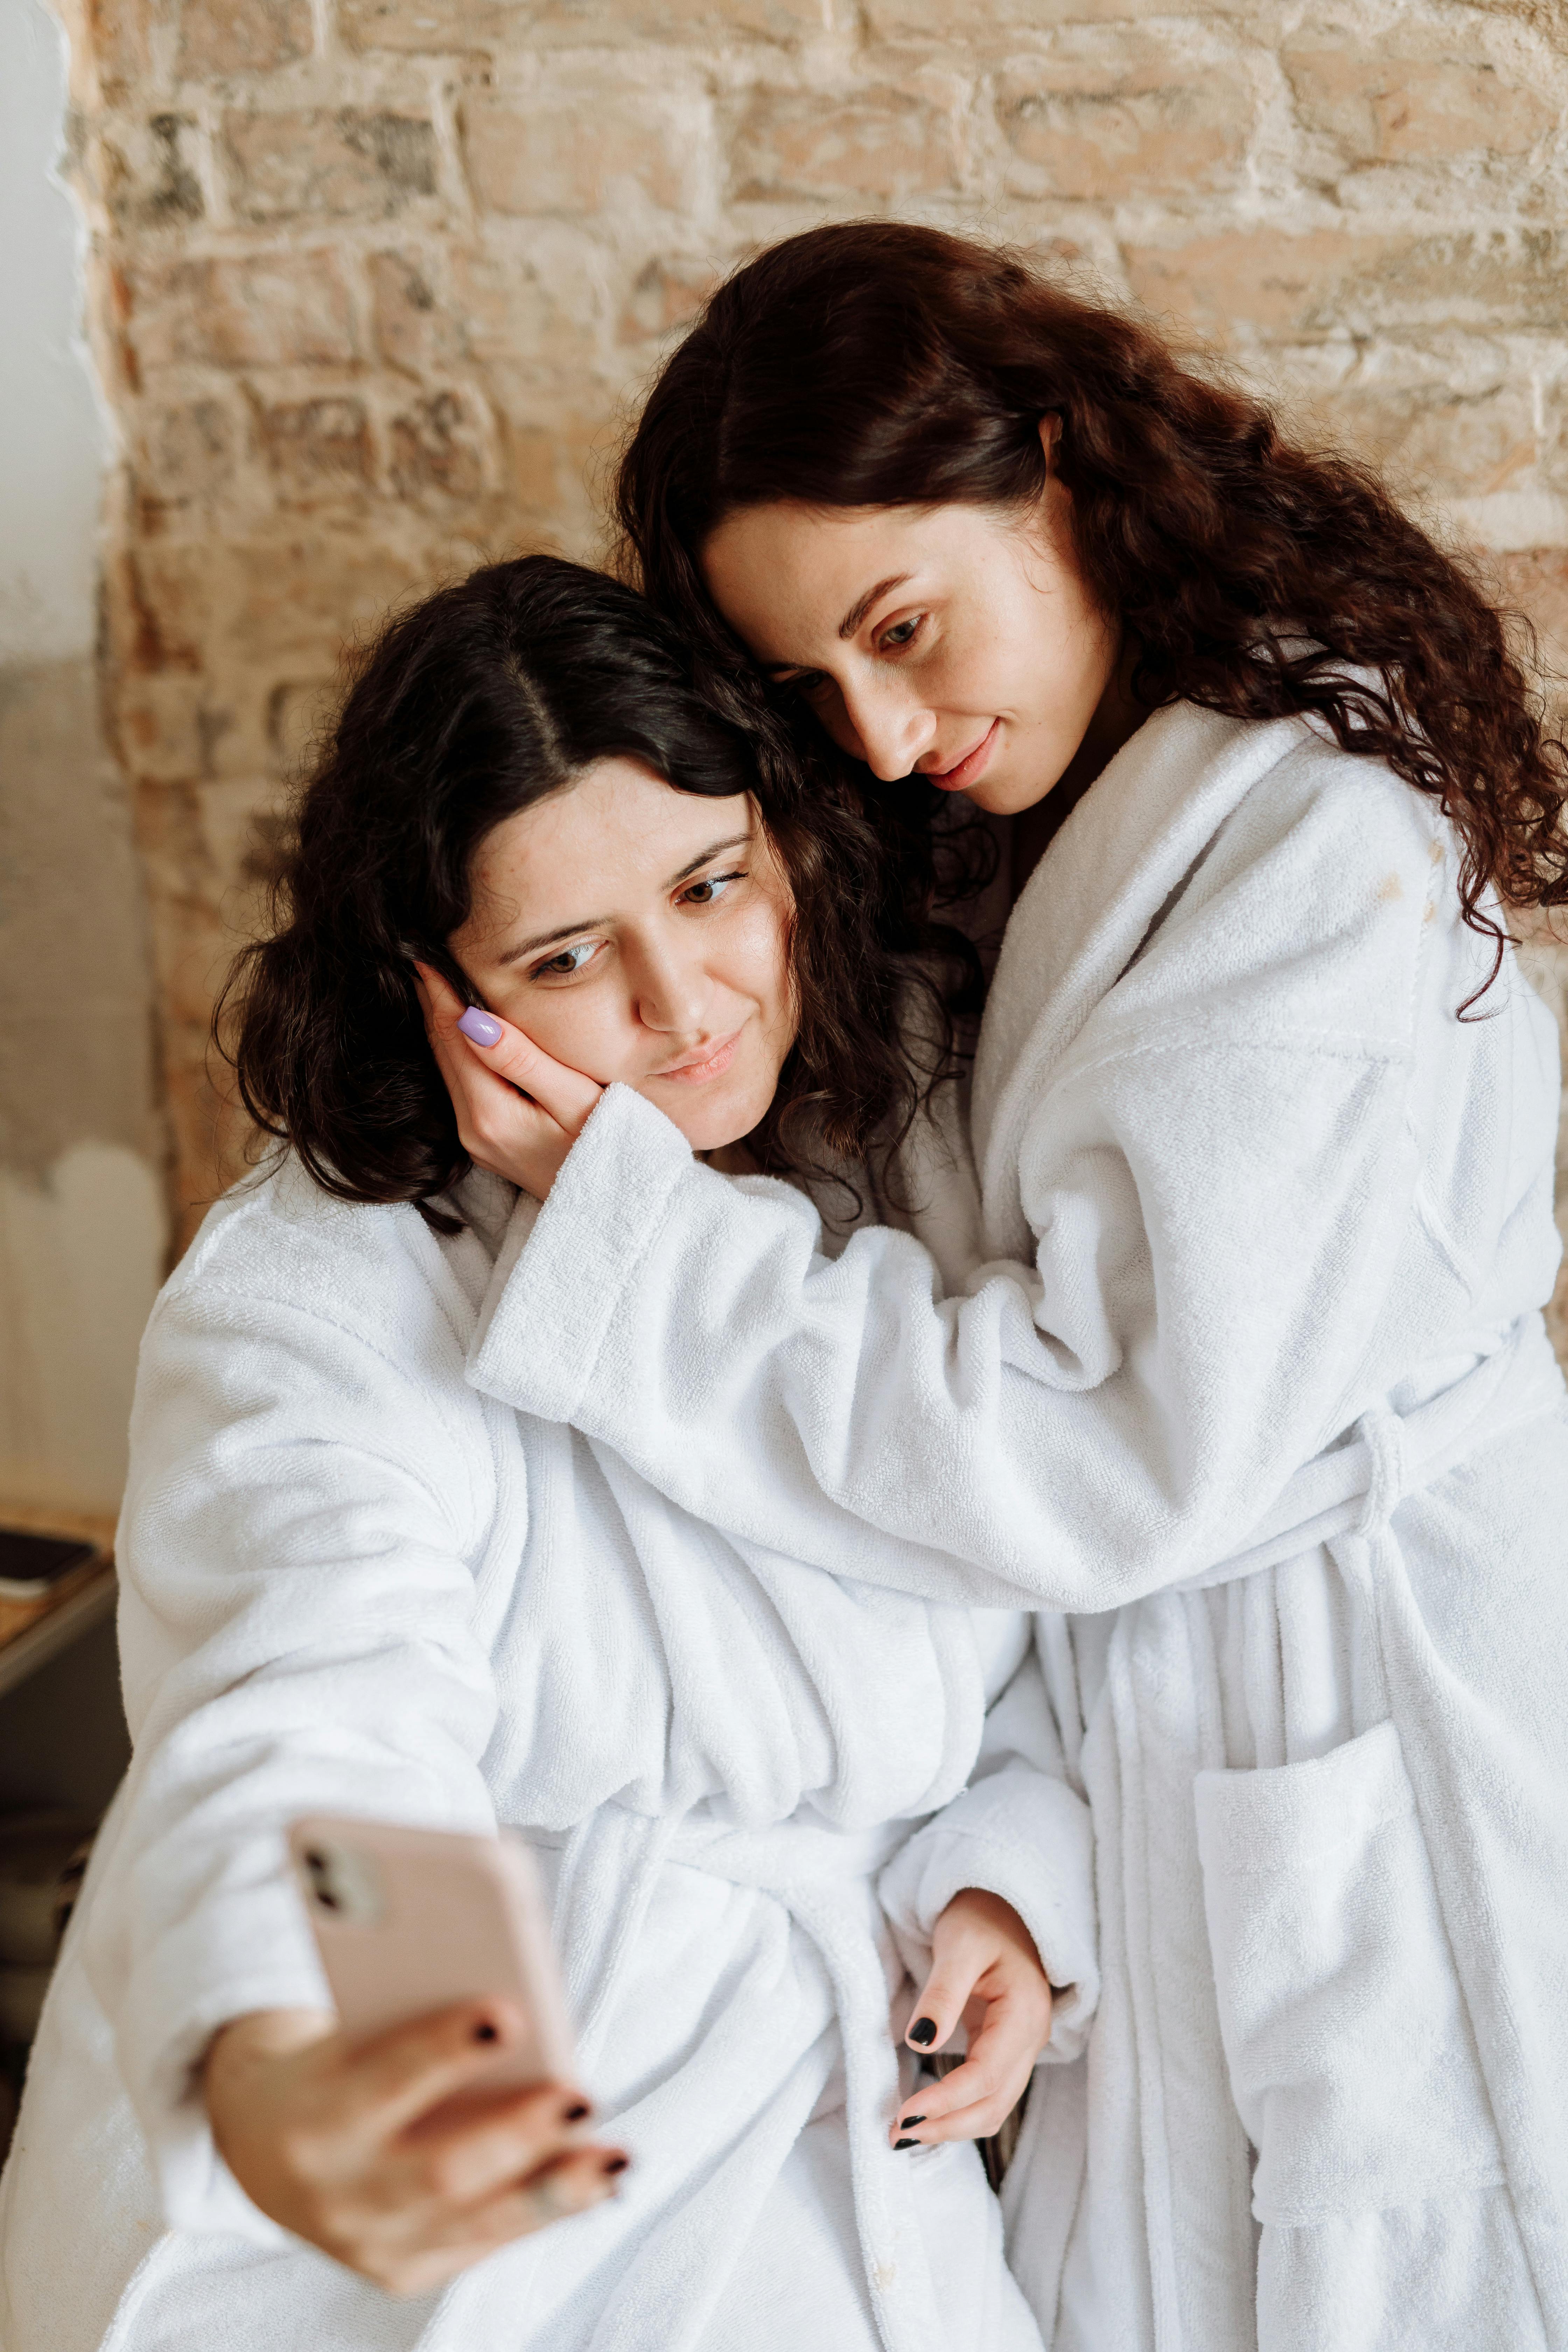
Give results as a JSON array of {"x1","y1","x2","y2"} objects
[
  {"x1": 534, "y1": 1805, "x2": 953, "y2": 2352},
  {"x1": 1176, "y1": 1309, "x2": 1564, "y2": 1596}
]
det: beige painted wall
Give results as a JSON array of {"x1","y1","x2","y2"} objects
[{"x1": 0, "y1": 0, "x2": 166, "y2": 1516}]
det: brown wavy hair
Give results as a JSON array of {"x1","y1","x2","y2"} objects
[
  {"x1": 220, "y1": 554, "x2": 983, "y2": 1229},
  {"x1": 616, "y1": 222, "x2": 1568, "y2": 997}
]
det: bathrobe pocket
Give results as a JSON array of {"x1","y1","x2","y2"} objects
[{"x1": 1194, "y1": 1719, "x2": 1505, "y2": 2226}]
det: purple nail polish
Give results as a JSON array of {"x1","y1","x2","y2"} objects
[{"x1": 457, "y1": 1005, "x2": 503, "y2": 1048}]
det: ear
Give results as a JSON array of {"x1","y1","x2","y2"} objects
[{"x1": 1038, "y1": 412, "x2": 1063, "y2": 469}]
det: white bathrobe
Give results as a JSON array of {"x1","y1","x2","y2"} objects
[
  {"x1": 455, "y1": 702, "x2": 1568, "y2": 2352},
  {"x1": 0, "y1": 1160, "x2": 1097, "y2": 2352}
]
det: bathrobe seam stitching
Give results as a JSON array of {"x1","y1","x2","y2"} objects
[{"x1": 1259, "y1": 2161, "x2": 1510, "y2": 2229}]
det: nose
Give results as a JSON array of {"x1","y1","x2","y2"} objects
[
  {"x1": 630, "y1": 934, "x2": 714, "y2": 1040},
  {"x1": 835, "y1": 672, "x2": 937, "y2": 783}
]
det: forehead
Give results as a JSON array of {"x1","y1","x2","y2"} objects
[
  {"x1": 465, "y1": 758, "x2": 750, "y2": 922},
  {"x1": 702, "y1": 500, "x2": 996, "y2": 664},
  {"x1": 701, "y1": 503, "x2": 926, "y2": 660}
]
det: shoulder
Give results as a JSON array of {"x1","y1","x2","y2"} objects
[
  {"x1": 1106, "y1": 728, "x2": 1446, "y2": 1058},
  {"x1": 1219, "y1": 722, "x2": 1442, "y2": 894},
  {"x1": 153, "y1": 1154, "x2": 496, "y2": 1377},
  {"x1": 1193, "y1": 719, "x2": 1444, "y2": 957}
]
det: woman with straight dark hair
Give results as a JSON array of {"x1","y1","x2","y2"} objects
[
  {"x1": 424, "y1": 226, "x2": 1568, "y2": 2352},
  {"x1": 0, "y1": 554, "x2": 1083, "y2": 2352}
]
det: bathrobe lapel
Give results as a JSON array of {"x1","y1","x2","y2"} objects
[{"x1": 973, "y1": 703, "x2": 1305, "y2": 1255}]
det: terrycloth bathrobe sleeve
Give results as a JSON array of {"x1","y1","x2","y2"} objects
[
  {"x1": 84, "y1": 1190, "x2": 502, "y2": 2242},
  {"x1": 465, "y1": 752, "x2": 1461, "y2": 1612}
]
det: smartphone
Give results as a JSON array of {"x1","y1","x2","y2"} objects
[
  {"x1": 0, "y1": 1529, "x2": 102, "y2": 1603},
  {"x1": 288, "y1": 1816, "x2": 574, "y2": 2102}
]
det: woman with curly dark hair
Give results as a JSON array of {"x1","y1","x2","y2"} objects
[
  {"x1": 0, "y1": 555, "x2": 1075, "y2": 2352},
  {"x1": 432, "y1": 226, "x2": 1568, "y2": 2351}
]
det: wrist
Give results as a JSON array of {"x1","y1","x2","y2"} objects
[{"x1": 203, "y1": 2007, "x2": 332, "y2": 2113}]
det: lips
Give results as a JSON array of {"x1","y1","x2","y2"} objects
[
  {"x1": 922, "y1": 718, "x2": 1001, "y2": 794},
  {"x1": 655, "y1": 1030, "x2": 742, "y2": 1084}
]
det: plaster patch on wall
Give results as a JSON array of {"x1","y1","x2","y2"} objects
[{"x1": 0, "y1": 1143, "x2": 166, "y2": 1513}]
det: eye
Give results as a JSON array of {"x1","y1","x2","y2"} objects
[
  {"x1": 529, "y1": 938, "x2": 600, "y2": 981},
  {"x1": 876, "y1": 613, "x2": 924, "y2": 654},
  {"x1": 783, "y1": 670, "x2": 832, "y2": 703},
  {"x1": 681, "y1": 868, "x2": 746, "y2": 908}
]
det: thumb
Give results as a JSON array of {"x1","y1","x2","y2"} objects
[{"x1": 904, "y1": 1951, "x2": 977, "y2": 2057}]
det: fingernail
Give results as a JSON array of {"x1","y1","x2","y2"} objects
[
  {"x1": 901, "y1": 2115, "x2": 925, "y2": 2129},
  {"x1": 473, "y1": 2020, "x2": 499, "y2": 2044},
  {"x1": 457, "y1": 1006, "x2": 503, "y2": 1047},
  {"x1": 563, "y1": 2100, "x2": 591, "y2": 2123},
  {"x1": 894, "y1": 2137, "x2": 919, "y2": 2151},
  {"x1": 602, "y1": 2153, "x2": 630, "y2": 2176},
  {"x1": 909, "y1": 2018, "x2": 938, "y2": 2047}
]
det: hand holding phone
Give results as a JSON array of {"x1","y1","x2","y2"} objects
[{"x1": 201, "y1": 1820, "x2": 626, "y2": 2296}]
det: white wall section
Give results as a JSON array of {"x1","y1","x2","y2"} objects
[
  {"x1": 0, "y1": 0, "x2": 110, "y2": 665},
  {"x1": 0, "y1": 0, "x2": 165, "y2": 1516}
]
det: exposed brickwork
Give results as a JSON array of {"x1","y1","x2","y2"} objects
[{"x1": 46, "y1": 0, "x2": 1568, "y2": 1245}]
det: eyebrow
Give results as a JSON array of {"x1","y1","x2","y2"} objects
[
  {"x1": 497, "y1": 831, "x2": 755, "y2": 965},
  {"x1": 764, "y1": 573, "x2": 916, "y2": 680},
  {"x1": 838, "y1": 573, "x2": 912, "y2": 640}
]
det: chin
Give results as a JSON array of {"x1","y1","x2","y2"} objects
[
  {"x1": 969, "y1": 768, "x2": 1037, "y2": 817},
  {"x1": 676, "y1": 1101, "x2": 760, "y2": 1154},
  {"x1": 653, "y1": 1066, "x2": 780, "y2": 1155}
]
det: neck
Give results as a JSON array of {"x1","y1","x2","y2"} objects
[
  {"x1": 1011, "y1": 638, "x2": 1146, "y2": 900},
  {"x1": 702, "y1": 1137, "x2": 763, "y2": 1177}
]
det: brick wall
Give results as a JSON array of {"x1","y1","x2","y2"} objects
[{"x1": 50, "y1": 0, "x2": 1568, "y2": 1294}]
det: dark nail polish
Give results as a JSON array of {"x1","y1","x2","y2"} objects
[
  {"x1": 602, "y1": 2153, "x2": 630, "y2": 2176},
  {"x1": 564, "y1": 2101, "x2": 591, "y2": 2123},
  {"x1": 900, "y1": 2115, "x2": 925, "y2": 2129},
  {"x1": 894, "y1": 2136, "x2": 919, "y2": 2151},
  {"x1": 473, "y1": 2021, "x2": 499, "y2": 2044},
  {"x1": 909, "y1": 2017, "x2": 938, "y2": 2048}
]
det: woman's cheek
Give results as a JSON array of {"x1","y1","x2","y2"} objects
[
  {"x1": 502, "y1": 993, "x2": 635, "y2": 1087},
  {"x1": 736, "y1": 880, "x2": 795, "y2": 1023}
]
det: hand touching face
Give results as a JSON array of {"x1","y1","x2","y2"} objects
[{"x1": 447, "y1": 759, "x2": 797, "y2": 1157}]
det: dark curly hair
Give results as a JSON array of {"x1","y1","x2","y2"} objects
[
  {"x1": 616, "y1": 222, "x2": 1568, "y2": 1000},
  {"x1": 221, "y1": 554, "x2": 982, "y2": 1229}
]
